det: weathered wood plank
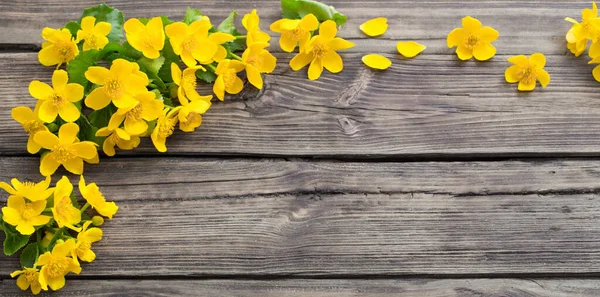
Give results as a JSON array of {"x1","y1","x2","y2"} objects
[
  {"x1": 2, "y1": 52, "x2": 600, "y2": 157},
  {"x1": 2, "y1": 278, "x2": 600, "y2": 297},
  {"x1": 0, "y1": 0, "x2": 580, "y2": 56},
  {"x1": 2, "y1": 157, "x2": 600, "y2": 276}
]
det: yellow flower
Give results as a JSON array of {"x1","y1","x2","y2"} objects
[
  {"x1": 587, "y1": 55, "x2": 600, "y2": 82},
  {"x1": 242, "y1": 9, "x2": 271, "y2": 45},
  {"x1": 11, "y1": 106, "x2": 49, "y2": 154},
  {"x1": 0, "y1": 176, "x2": 53, "y2": 202},
  {"x1": 34, "y1": 123, "x2": 98, "y2": 176},
  {"x1": 124, "y1": 17, "x2": 165, "y2": 59},
  {"x1": 171, "y1": 63, "x2": 212, "y2": 132},
  {"x1": 447, "y1": 16, "x2": 498, "y2": 61},
  {"x1": 289, "y1": 20, "x2": 355, "y2": 80},
  {"x1": 505, "y1": 53, "x2": 550, "y2": 91},
  {"x1": 79, "y1": 175, "x2": 118, "y2": 219},
  {"x1": 51, "y1": 176, "x2": 81, "y2": 231},
  {"x1": 566, "y1": 2, "x2": 600, "y2": 56},
  {"x1": 38, "y1": 28, "x2": 79, "y2": 67},
  {"x1": 29, "y1": 70, "x2": 84, "y2": 123},
  {"x1": 84, "y1": 59, "x2": 149, "y2": 110},
  {"x1": 10, "y1": 268, "x2": 42, "y2": 295},
  {"x1": 213, "y1": 59, "x2": 245, "y2": 100},
  {"x1": 151, "y1": 107, "x2": 181, "y2": 152},
  {"x1": 242, "y1": 42, "x2": 277, "y2": 89},
  {"x1": 166, "y1": 21, "x2": 235, "y2": 66},
  {"x1": 95, "y1": 123, "x2": 141, "y2": 157},
  {"x1": 73, "y1": 221, "x2": 102, "y2": 262},
  {"x1": 270, "y1": 14, "x2": 319, "y2": 52},
  {"x1": 75, "y1": 16, "x2": 111, "y2": 51},
  {"x1": 1, "y1": 195, "x2": 51, "y2": 235},
  {"x1": 397, "y1": 41, "x2": 426, "y2": 58},
  {"x1": 36, "y1": 239, "x2": 81, "y2": 291},
  {"x1": 107, "y1": 91, "x2": 164, "y2": 136},
  {"x1": 360, "y1": 17, "x2": 388, "y2": 37},
  {"x1": 41, "y1": 230, "x2": 55, "y2": 248},
  {"x1": 362, "y1": 54, "x2": 392, "y2": 70}
]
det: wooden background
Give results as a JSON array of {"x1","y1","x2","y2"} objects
[{"x1": 2, "y1": 0, "x2": 600, "y2": 296}]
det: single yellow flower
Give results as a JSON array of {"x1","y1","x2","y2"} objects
[
  {"x1": 10, "y1": 268, "x2": 43, "y2": 295},
  {"x1": 51, "y1": 176, "x2": 82, "y2": 231},
  {"x1": 289, "y1": 20, "x2": 355, "y2": 80},
  {"x1": 124, "y1": 17, "x2": 165, "y2": 59},
  {"x1": 0, "y1": 176, "x2": 53, "y2": 202},
  {"x1": 213, "y1": 59, "x2": 245, "y2": 100},
  {"x1": 165, "y1": 19, "x2": 235, "y2": 67},
  {"x1": 171, "y1": 63, "x2": 212, "y2": 132},
  {"x1": 447, "y1": 16, "x2": 498, "y2": 61},
  {"x1": 38, "y1": 28, "x2": 79, "y2": 67},
  {"x1": 29, "y1": 70, "x2": 84, "y2": 123},
  {"x1": 397, "y1": 41, "x2": 426, "y2": 58},
  {"x1": 107, "y1": 91, "x2": 164, "y2": 136},
  {"x1": 79, "y1": 175, "x2": 118, "y2": 219},
  {"x1": 96, "y1": 122, "x2": 141, "y2": 157},
  {"x1": 34, "y1": 123, "x2": 98, "y2": 176},
  {"x1": 84, "y1": 59, "x2": 149, "y2": 110},
  {"x1": 11, "y1": 106, "x2": 49, "y2": 154},
  {"x1": 360, "y1": 17, "x2": 388, "y2": 37},
  {"x1": 566, "y1": 2, "x2": 600, "y2": 55},
  {"x1": 242, "y1": 42, "x2": 277, "y2": 90},
  {"x1": 505, "y1": 53, "x2": 550, "y2": 91},
  {"x1": 75, "y1": 16, "x2": 111, "y2": 51},
  {"x1": 587, "y1": 55, "x2": 600, "y2": 82},
  {"x1": 74, "y1": 221, "x2": 103, "y2": 262},
  {"x1": 151, "y1": 107, "x2": 181, "y2": 152},
  {"x1": 362, "y1": 54, "x2": 392, "y2": 70},
  {"x1": 270, "y1": 14, "x2": 319, "y2": 52},
  {"x1": 36, "y1": 239, "x2": 81, "y2": 291},
  {"x1": 242, "y1": 9, "x2": 271, "y2": 45},
  {"x1": 1, "y1": 195, "x2": 50, "y2": 235}
]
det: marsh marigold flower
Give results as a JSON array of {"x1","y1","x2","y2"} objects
[
  {"x1": 290, "y1": 20, "x2": 355, "y2": 80},
  {"x1": 11, "y1": 106, "x2": 49, "y2": 154},
  {"x1": 38, "y1": 28, "x2": 79, "y2": 67},
  {"x1": 84, "y1": 59, "x2": 149, "y2": 110},
  {"x1": 74, "y1": 221, "x2": 103, "y2": 262},
  {"x1": 96, "y1": 121, "x2": 141, "y2": 157},
  {"x1": 242, "y1": 42, "x2": 277, "y2": 89},
  {"x1": 34, "y1": 123, "x2": 98, "y2": 176},
  {"x1": 29, "y1": 70, "x2": 84, "y2": 123},
  {"x1": 51, "y1": 176, "x2": 82, "y2": 231},
  {"x1": 79, "y1": 175, "x2": 118, "y2": 219},
  {"x1": 447, "y1": 16, "x2": 498, "y2": 61},
  {"x1": 243, "y1": 9, "x2": 271, "y2": 45},
  {"x1": 362, "y1": 54, "x2": 392, "y2": 70},
  {"x1": 165, "y1": 19, "x2": 235, "y2": 67},
  {"x1": 397, "y1": 41, "x2": 426, "y2": 58},
  {"x1": 124, "y1": 17, "x2": 165, "y2": 59},
  {"x1": 151, "y1": 107, "x2": 181, "y2": 152},
  {"x1": 505, "y1": 53, "x2": 550, "y2": 91},
  {"x1": 213, "y1": 59, "x2": 245, "y2": 100},
  {"x1": 270, "y1": 14, "x2": 319, "y2": 52},
  {"x1": 36, "y1": 239, "x2": 81, "y2": 291},
  {"x1": 107, "y1": 91, "x2": 164, "y2": 136},
  {"x1": 565, "y1": 2, "x2": 600, "y2": 57},
  {"x1": 0, "y1": 176, "x2": 53, "y2": 202},
  {"x1": 171, "y1": 63, "x2": 212, "y2": 132},
  {"x1": 1, "y1": 195, "x2": 51, "y2": 235},
  {"x1": 76, "y1": 16, "x2": 111, "y2": 51},
  {"x1": 10, "y1": 268, "x2": 42, "y2": 295},
  {"x1": 360, "y1": 17, "x2": 388, "y2": 37}
]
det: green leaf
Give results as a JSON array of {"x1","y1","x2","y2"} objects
[
  {"x1": 1, "y1": 219, "x2": 30, "y2": 256},
  {"x1": 64, "y1": 21, "x2": 81, "y2": 37},
  {"x1": 81, "y1": 3, "x2": 125, "y2": 42},
  {"x1": 196, "y1": 68, "x2": 217, "y2": 83},
  {"x1": 138, "y1": 63, "x2": 167, "y2": 93},
  {"x1": 67, "y1": 49, "x2": 100, "y2": 88},
  {"x1": 99, "y1": 42, "x2": 127, "y2": 59},
  {"x1": 122, "y1": 41, "x2": 143, "y2": 59},
  {"x1": 216, "y1": 11, "x2": 240, "y2": 35},
  {"x1": 280, "y1": 0, "x2": 347, "y2": 26},
  {"x1": 160, "y1": 15, "x2": 174, "y2": 26},
  {"x1": 20, "y1": 243, "x2": 39, "y2": 269},
  {"x1": 137, "y1": 56, "x2": 165, "y2": 74},
  {"x1": 158, "y1": 41, "x2": 179, "y2": 83},
  {"x1": 70, "y1": 191, "x2": 81, "y2": 208},
  {"x1": 89, "y1": 104, "x2": 117, "y2": 129},
  {"x1": 76, "y1": 117, "x2": 102, "y2": 147},
  {"x1": 183, "y1": 7, "x2": 203, "y2": 24}
]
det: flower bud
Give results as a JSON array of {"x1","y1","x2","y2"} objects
[{"x1": 91, "y1": 216, "x2": 104, "y2": 226}]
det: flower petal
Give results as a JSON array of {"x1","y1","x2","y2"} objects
[
  {"x1": 308, "y1": 58, "x2": 323, "y2": 80},
  {"x1": 319, "y1": 20, "x2": 337, "y2": 40},
  {"x1": 455, "y1": 45, "x2": 473, "y2": 60},
  {"x1": 64, "y1": 84, "x2": 84, "y2": 102},
  {"x1": 536, "y1": 69, "x2": 550, "y2": 87},
  {"x1": 208, "y1": 32, "x2": 235, "y2": 44},
  {"x1": 507, "y1": 55, "x2": 529, "y2": 67},
  {"x1": 323, "y1": 51, "x2": 344, "y2": 73},
  {"x1": 58, "y1": 102, "x2": 80, "y2": 122},
  {"x1": 38, "y1": 100, "x2": 58, "y2": 123},
  {"x1": 360, "y1": 17, "x2": 388, "y2": 37},
  {"x1": 29, "y1": 81, "x2": 53, "y2": 100},
  {"x1": 85, "y1": 67, "x2": 110, "y2": 85},
  {"x1": 63, "y1": 158, "x2": 84, "y2": 175},
  {"x1": 529, "y1": 53, "x2": 546, "y2": 69},
  {"x1": 299, "y1": 14, "x2": 319, "y2": 31},
  {"x1": 58, "y1": 123, "x2": 79, "y2": 144},
  {"x1": 94, "y1": 22, "x2": 112, "y2": 36},
  {"x1": 473, "y1": 43, "x2": 496, "y2": 61},
  {"x1": 279, "y1": 35, "x2": 298, "y2": 53},
  {"x1": 505, "y1": 65, "x2": 522, "y2": 83},
  {"x1": 397, "y1": 41, "x2": 426, "y2": 58},
  {"x1": 447, "y1": 28, "x2": 466, "y2": 48},
  {"x1": 518, "y1": 80, "x2": 536, "y2": 92},
  {"x1": 171, "y1": 63, "x2": 182, "y2": 86},
  {"x1": 52, "y1": 70, "x2": 69, "y2": 91},
  {"x1": 246, "y1": 65, "x2": 263, "y2": 89},
  {"x1": 593, "y1": 65, "x2": 600, "y2": 82},
  {"x1": 290, "y1": 52, "x2": 313, "y2": 71},
  {"x1": 479, "y1": 26, "x2": 499, "y2": 43},
  {"x1": 34, "y1": 131, "x2": 59, "y2": 149},
  {"x1": 362, "y1": 54, "x2": 391, "y2": 70},
  {"x1": 11, "y1": 106, "x2": 35, "y2": 124},
  {"x1": 328, "y1": 37, "x2": 355, "y2": 51},
  {"x1": 85, "y1": 88, "x2": 111, "y2": 110},
  {"x1": 225, "y1": 76, "x2": 244, "y2": 95},
  {"x1": 462, "y1": 16, "x2": 482, "y2": 32},
  {"x1": 213, "y1": 76, "x2": 225, "y2": 101},
  {"x1": 70, "y1": 142, "x2": 98, "y2": 159}
]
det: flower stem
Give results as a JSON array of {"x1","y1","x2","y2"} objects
[
  {"x1": 229, "y1": 52, "x2": 243, "y2": 61},
  {"x1": 206, "y1": 64, "x2": 217, "y2": 72},
  {"x1": 36, "y1": 230, "x2": 44, "y2": 253},
  {"x1": 47, "y1": 227, "x2": 65, "y2": 250},
  {"x1": 235, "y1": 35, "x2": 247, "y2": 40},
  {"x1": 80, "y1": 202, "x2": 90, "y2": 213}
]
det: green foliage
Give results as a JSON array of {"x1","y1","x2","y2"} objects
[
  {"x1": 20, "y1": 243, "x2": 39, "y2": 269},
  {"x1": 1, "y1": 215, "x2": 30, "y2": 256},
  {"x1": 281, "y1": 0, "x2": 347, "y2": 26},
  {"x1": 89, "y1": 104, "x2": 117, "y2": 129},
  {"x1": 183, "y1": 7, "x2": 204, "y2": 24},
  {"x1": 67, "y1": 50, "x2": 100, "y2": 88},
  {"x1": 76, "y1": 117, "x2": 102, "y2": 147},
  {"x1": 196, "y1": 67, "x2": 218, "y2": 83},
  {"x1": 138, "y1": 56, "x2": 166, "y2": 74},
  {"x1": 217, "y1": 11, "x2": 245, "y2": 54},
  {"x1": 64, "y1": 21, "x2": 81, "y2": 37},
  {"x1": 81, "y1": 3, "x2": 125, "y2": 42},
  {"x1": 158, "y1": 41, "x2": 178, "y2": 83}
]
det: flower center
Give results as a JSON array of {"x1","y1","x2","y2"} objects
[
  {"x1": 55, "y1": 197, "x2": 74, "y2": 218},
  {"x1": 85, "y1": 34, "x2": 98, "y2": 48},
  {"x1": 104, "y1": 79, "x2": 124, "y2": 98},
  {"x1": 24, "y1": 271, "x2": 39, "y2": 284},
  {"x1": 51, "y1": 93, "x2": 66, "y2": 107},
  {"x1": 21, "y1": 203, "x2": 38, "y2": 220},
  {"x1": 23, "y1": 120, "x2": 46, "y2": 135},
  {"x1": 222, "y1": 70, "x2": 237, "y2": 87},
  {"x1": 246, "y1": 56, "x2": 260, "y2": 67},
  {"x1": 183, "y1": 36, "x2": 197, "y2": 52},
  {"x1": 182, "y1": 74, "x2": 197, "y2": 94},
  {"x1": 465, "y1": 35, "x2": 479, "y2": 49},
  {"x1": 126, "y1": 104, "x2": 143, "y2": 120},
  {"x1": 312, "y1": 44, "x2": 329, "y2": 59},
  {"x1": 46, "y1": 258, "x2": 71, "y2": 278},
  {"x1": 57, "y1": 43, "x2": 74, "y2": 61},
  {"x1": 158, "y1": 118, "x2": 176, "y2": 138},
  {"x1": 286, "y1": 28, "x2": 304, "y2": 41},
  {"x1": 52, "y1": 144, "x2": 75, "y2": 163},
  {"x1": 77, "y1": 241, "x2": 92, "y2": 257},
  {"x1": 521, "y1": 67, "x2": 536, "y2": 84}
]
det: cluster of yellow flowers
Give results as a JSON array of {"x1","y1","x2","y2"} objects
[
  {"x1": 1, "y1": 175, "x2": 117, "y2": 294},
  {"x1": 566, "y1": 1, "x2": 600, "y2": 81}
]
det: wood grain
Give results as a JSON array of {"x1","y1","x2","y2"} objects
[
  {"x1": 2, "y1": 278, "x2": 600, "y2": 296},
  {"x1": 2, "y1": 52, "x2": 600, "y2": 157}
]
